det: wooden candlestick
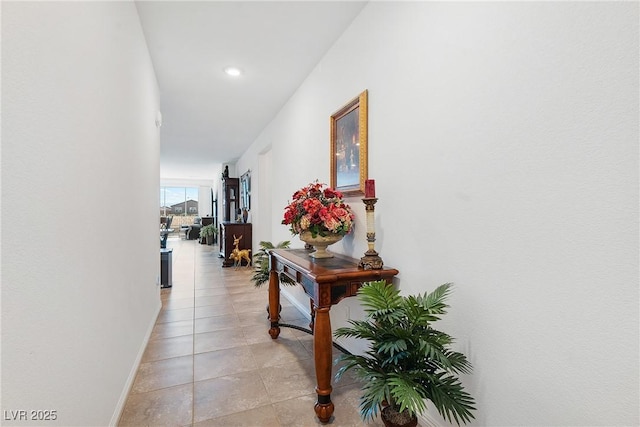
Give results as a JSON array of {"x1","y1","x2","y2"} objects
[{"x1": 359, "y1": 197, "x2": 383, "y2": 270}]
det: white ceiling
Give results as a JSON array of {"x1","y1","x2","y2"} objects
[{"x1": 135, "y1": 1, "x2": 367, "y2": 182}]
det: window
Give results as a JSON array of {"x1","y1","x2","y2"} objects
[{"x1": 160, "y1": 187, "x2": 198, "y2": 217}]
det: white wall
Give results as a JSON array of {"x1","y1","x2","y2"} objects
[
  {"x1": 198, "y1": 186, "x2": 212, "y2": 217},
  {"x1": 257, "y1": 149, "x2": 273, "y2": 246},
  {"x1": 2, "y1": 2, "x2": 161, "y2": 425},
  {"x1": 238, "y1": 2, "x2": 639, "y2": 426}
]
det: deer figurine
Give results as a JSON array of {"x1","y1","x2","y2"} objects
[{"x1": 229, "y1": 234, "x2": 252, "y2": 269}]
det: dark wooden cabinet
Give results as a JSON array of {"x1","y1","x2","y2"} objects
[
  {"x1": 221, "y1": 177, "x2": 239, "y2": 222},
  {"x1": 219, "y1": 222, "x2": 252, "y2": 267}
]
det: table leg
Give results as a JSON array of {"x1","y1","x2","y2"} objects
[
  {"x1": 313, "y1": 307, "x2": 334, "y2": 423},
  {"x1": 309, "y1": 299, "x2": 316, "y2": 332},
  {"x1": 268, "y1": 269, "x2": 280, "y2": 339}
]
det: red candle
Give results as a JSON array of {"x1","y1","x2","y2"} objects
[{"x1": 365, "y1": 179, "x2": 376, "y2": 198}]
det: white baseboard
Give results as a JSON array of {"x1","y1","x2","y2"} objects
[
  {"x1": 280, "y1": 288, "x2": 312, "y2": 320},
  {"x1": 109, "y1": 301, "x2": 162, "y2": 426}
]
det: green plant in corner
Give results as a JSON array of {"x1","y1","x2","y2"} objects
[
  {"x1": 250, "y1": 240, "x2": 296, "y2": 287},
  {"x1": 199, "y1": 224, "x2": 217, "y2": 244},
  {"x1": 334, "y1": 281, "x2": 475, "y2": 427}
]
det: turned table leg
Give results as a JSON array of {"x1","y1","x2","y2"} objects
[
  {"x1": 309, "y1": 299, "x2": 316, "y2": 332},
  {"x1": 313, "y1": 307, "x2": 334, "y2": 423},
  {"x1": 268, "y1": 268, "x2": 280, "y2": 339}
]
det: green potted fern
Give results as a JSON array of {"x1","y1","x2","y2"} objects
[
  {"x1": 334, "y1": 281, "x2": 475, "y2": 427},
  {"x1": 250, "y1": 240, "x2": 295, "y2": 287},
  {"x1": 199, "y1": 224, "x2": 217, "y2": 245},
  {"x1": 250, "y1": 240, "x2": 297, "y2": 318}
]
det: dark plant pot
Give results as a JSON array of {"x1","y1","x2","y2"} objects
[{"x1": 381, "y1": 406, "x2": 418, "y2": 427}]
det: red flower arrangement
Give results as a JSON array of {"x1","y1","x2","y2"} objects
[{"x1": 282, "y1": 181, "x2": 354, "y2": 238}]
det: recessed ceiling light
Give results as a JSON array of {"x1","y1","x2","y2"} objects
[{"x1": 224, "y1": 67, "x2": 242, "y2": 77}]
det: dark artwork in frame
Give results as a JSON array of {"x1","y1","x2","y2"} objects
[{"x1": 330, "y1": 90, "x2": 368, "y2": 196}]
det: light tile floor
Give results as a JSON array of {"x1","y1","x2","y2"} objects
[{"x1": 118, "y1": 237, "x2": 386, "y2": 427}]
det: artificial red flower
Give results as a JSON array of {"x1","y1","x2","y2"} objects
[{"x1": 282, "y1": 181, "x2": 354, "y2": 237}]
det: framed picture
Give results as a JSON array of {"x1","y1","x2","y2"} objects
[
  {"x1": 330, "y1": 90, "x2": 368, "y2": 196},
  {"x1": 240, "y1": 170, "x2": 251, "y2": 211}
]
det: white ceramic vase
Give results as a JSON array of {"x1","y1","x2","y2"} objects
[{"x1": 299, "y1": 231, "x2": 343, "y2": 258}]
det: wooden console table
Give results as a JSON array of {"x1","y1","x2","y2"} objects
[{"x1": 268, "y1": 248, "x2": 399, "y2": 423}]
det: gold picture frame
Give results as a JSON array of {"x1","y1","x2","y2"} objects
[{"x1": 330, "y1": 90, "x2": 368, "y2": 196}]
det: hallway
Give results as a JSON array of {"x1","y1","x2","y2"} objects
[{"x1": 118, "y1": 237, "x2": 383, "y2": 426}]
